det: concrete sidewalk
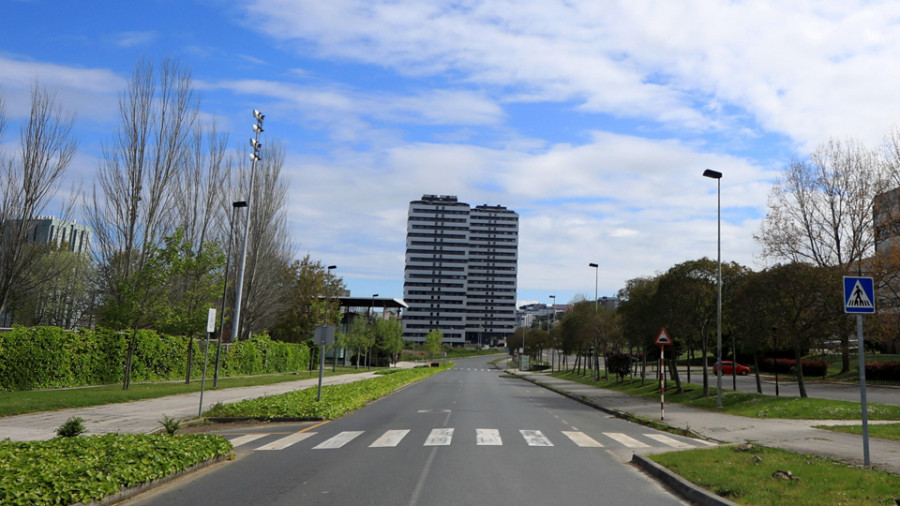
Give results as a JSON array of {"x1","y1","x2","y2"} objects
[
  {"x1": 517, "y1": 371, "x2": 900, "y2": 475},
  {"x1": 0, "y1": 367, "x2": 406, "y2": 442}
]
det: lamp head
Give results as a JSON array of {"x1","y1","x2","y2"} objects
[
  {"x1": 233, "y1": 201, "x2": 248, "y2": 208},
  {"x1": 252, "y1": 124, "x2": 264, "y2": 134},
  {"x1": 327, "y1": 265, "x2": 337, "y2": 270},
  {"x1": 703, "y1": 169, "x2": 722, "y2": 179},
  {"x1": 249, "y1": 152, "x2": 261, "y2": 162},
  {"x1": 250, "y1": 138, "x2": 262, "y2": 150},
  {"x1": 253, "y1": 109, "x2": 265, "y2": 122},
  {"x1": 588, "y1": 262, "x2": 598, "y2": 268}
]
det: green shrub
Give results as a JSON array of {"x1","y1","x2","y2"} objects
[
  {"x1": 56, "y1": 416, "x2": 86, "y2": 438},
  {"x1": 159, "y1": 415, "x2": 181, "y2": 435}
]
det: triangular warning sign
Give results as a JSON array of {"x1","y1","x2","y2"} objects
[
  {"x1": 655, "y1": 328, "x2": 672, "y2": 346},
  {"x1": 846, "y1": 280, "x2": 874, "y2": 309}
]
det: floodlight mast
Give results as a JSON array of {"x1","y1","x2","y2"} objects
[{"x1": 232, "y1": 109, "x2": 264, "y2": 341}]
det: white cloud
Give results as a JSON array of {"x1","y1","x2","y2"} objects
[{"x1": 244, "y1": 0, "x2": 900, "y2": 148}]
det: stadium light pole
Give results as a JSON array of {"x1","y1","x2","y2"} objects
[
  {"x1": 703, "y1": 169, "x2": 723, "y2": 409},
  {"x1": 213, "y1": 200, "x2": 247, "y2": 387},
  {"x1": 232, "y1": 109, "x2": 264, "y2": 342}
]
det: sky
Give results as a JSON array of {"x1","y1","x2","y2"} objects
[{"x1": 2, "y1": 0, "x2": 900, "y2": 308}]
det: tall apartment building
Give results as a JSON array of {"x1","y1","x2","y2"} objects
[{"x1": 402, "y1": 195, "x2": 518, "y2": 345}]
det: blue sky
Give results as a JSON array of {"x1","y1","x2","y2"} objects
[{"x1": 3, "y1": 0, "x2": 900, "y2": 308}]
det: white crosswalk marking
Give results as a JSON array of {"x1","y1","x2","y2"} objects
[
  {"x1": 603, "y1": 432, "x2": 650, "y2": 448},
  {"x1": 562, "y1": 431, "x2": 604, "y2": 447},
  {"x1": 520, "y1": 430, "x2": 553, "y2": 446},
  {"x1": 313, "y1": 431, "x2": 364, "y2": 449},
  {"x1": 476, "y1": 428, "x2": 502, "y2": 445},
  {"x1": 229, "y1": 434, "x2": 268, "y2": 448},
  {"x1": 424, "y1": 428, "x2": 454, "y2": 446},
  {"x1": 370, "y1": 430, "x2": 410, "y2": 448},
  {"x1": 643, "y1": 433, "x2": 694, "y2": 449},
  {"x1": 256, "y1": 432, "x2": 317, "y2": 451}
]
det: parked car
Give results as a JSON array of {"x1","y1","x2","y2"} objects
[{"x1": 712, "y1": 361, "x2": 751, "y2": 375}]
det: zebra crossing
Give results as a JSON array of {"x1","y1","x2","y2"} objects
[{"x1": 225, "y1": 428, "x2": 715, "y2": 452}]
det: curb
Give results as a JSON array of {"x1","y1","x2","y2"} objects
[
  {"x1": 205, "y1": 416, "x2": 325, "y2": 423},
  {"x1": 631, "y1": 454, "x2": 740, "y2": 506},
  {"x1": 81, "y1": 453, "x2": 233, "y2": 506}
]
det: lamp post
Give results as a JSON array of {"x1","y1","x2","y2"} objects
[
  {"x1": 326, "y1": 265, "x2": 337, "y2": 372},
  {"x1": 232, "y1": 109, "x2": 264, "y2": 342},
  {"x1": 549, "y1": 294, "x2": 556, "y2": 371},
  {"x1": 589, "y1": 263, "x2": 599, "y2": 380},
  {"x1": 213, "y1": 200, "x2": 247, "y2": 387},
  {"x1": 317, "y1": 265, "x2": 337, "y2": 400},
  {"x1": 703, "y1": 169, "x2": 723, "y2": 409}
]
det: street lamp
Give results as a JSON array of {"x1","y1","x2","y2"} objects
[
  {"x1": 213, "y1": 201, "x2": 247, "y2": 387},
  {"x1": 703, "y1": 169, "x2": 723, "y2": 409},
  {"x1": 549, "y1": 294, "x2": 556, "y2": 371},
  {"x1": 589, "y1": 263, "x2": 599, "y2": 381},
  {"x1": 232, "y1": 109, "x2": 264, "y2": 342},
  {"x1": 318, "y1": 265, "x2": 337, "y2": 400}
]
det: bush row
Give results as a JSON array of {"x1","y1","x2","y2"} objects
[
  {"x1": 865, "y1": 361, "x2": 900, "y2": 381},
  {"x1": 0, "y1": 326, "x2": 309, "y2": 391},
  {"x1": 759, "y1": 358, "x2": 829, "y2": 377}
]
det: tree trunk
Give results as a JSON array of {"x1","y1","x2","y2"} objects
[
  {"x1": 668, "y1": 355, "x2": 683, "y2": 394},
  {"x1": 753, "y1": 354, "x2": 763, "y2": 394},
  {"x1": 123, "y1": 327, "x2": 138, "y2": 390},
  {"x1": 794, "y1": 344, "x2": 808, "y2": 398},
  {"x1": 185, "y1": 338, "x2": 193, "y2": 384}
]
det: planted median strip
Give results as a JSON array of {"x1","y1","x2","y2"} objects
[
  {"x1": 204, "y1": 365, "x2": 450, "y2": 420},
  {"x1": 0, "y1": 433, "x2": 233, "y2": 505}
]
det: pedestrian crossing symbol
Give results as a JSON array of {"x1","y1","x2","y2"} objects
[{"x1": 843, "y1": 276, "x2": 875, "y2": 314}]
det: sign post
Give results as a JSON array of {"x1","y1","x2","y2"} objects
[
  {"x1": 199, "y1": 308, "x2": 216, "y2": 416},
  {"x1": 843, "y1": 276, "x2": 875, "y2": 467},
  {"x1": 315, "y1": 324, "x2": 335, "y2": 402},
  {"x1": 655, "y1": 328, "x2": 672, "y2": 421}
]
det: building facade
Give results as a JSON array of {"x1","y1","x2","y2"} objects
[{"x1": 402, "y1": 195, "x2": 518, "y2": 346}]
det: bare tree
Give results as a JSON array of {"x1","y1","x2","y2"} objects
[
  {"x1": 88, "y1": 57, "x2": 199, "y2": 311},
  {"x1": 0, "y1": 84, "x2": 77, "y2": 318},
  {"x1": 229, "y1": 142, "x2": 293, "y2": 339},
  {"x1": 756, "y1": 138, "x2": 889, "y2": 372},
  {"x1": 176, "y1": 122, "x2": 229, "y2": 252}
]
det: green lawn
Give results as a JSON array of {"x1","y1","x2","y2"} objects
[
  {"x1": 817, "y1": 423, "x2": 900, "y2": 442},
  {"x1": 0, "y1": 368, "x2": 367, "y2": 417},
  {"x1": 550, "y1": 371, "x2": 900, "y2": 420},
  {"x1": 650, "y1": 444, "x2": 900, "y2": 505}
]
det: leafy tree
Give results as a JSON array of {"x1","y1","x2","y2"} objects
[
  {"x1": 11, "y1": 246, "x2": 94, "y2": 329},
  {"x1": 346, "y1": 316, "x2": 370, "y2": 369},
  {"x1": 271, "y1": 254, "x2": 345, "y2": 343},
  {"x1": 373, "y1": 318, "x2": 403, "y2": 366},
  {"x1": 424, "y1": 329, "x2": 443, "y2": 360}
]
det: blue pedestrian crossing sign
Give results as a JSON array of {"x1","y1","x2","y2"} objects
[{"x1": 843, "y1": 277, "x2": 875, "y2": 314}]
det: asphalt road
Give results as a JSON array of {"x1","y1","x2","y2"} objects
[{"x1": 127, "y1": 356, "x2": 696, "y2": 505}]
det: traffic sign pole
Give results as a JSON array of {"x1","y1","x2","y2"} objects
[{"x1": 843, "y1": 276, "x2": 874, "y2": 467}]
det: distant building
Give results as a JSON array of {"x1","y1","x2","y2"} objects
[
  {"x1": 402, "y1": 195, "x2": 519, "y2": 346},
  {"x1": 7, "y1": 216, "x2": 92, "y2": 254}
]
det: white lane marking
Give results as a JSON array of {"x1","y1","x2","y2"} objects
[
  {"x1": 603, "y1": 432, "x2": 650, "y2": 448},
  {"x1": 562, "y1": 431, "x2": 604, "y2": 447},
  {"x1": 424, "y1": 428, "x2": 454, "y2": 446},
  {"x1": 643, "y1": 433, "x2": 694, "y2": 449},
  {"x1": 370, "y1": 430, "x2": 410, "y2": 448},
  {"x1": 476, "y1": 428, "x2": 502, "y2": 446},
  {"x1": 313, "y1": 431, "x2": 364, "y2": 449},
  {"x1": 520, "y1": 430, "x2": 553, "y2": 447},
  {"x1": 256, "y1": 432, "x2": 317, "y2": 451},
  {"x1": 228, "y1": 434, "x2": 268, "y2": 448}
]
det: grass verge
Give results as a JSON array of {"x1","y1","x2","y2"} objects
[
  {"x1": 204, "y1": 364, "x2": 451, "y2": 420},
  {"x1": 0, "y1": 433, "x2": 232, "y2": 505},
  {"x1": 649, "y1": 444, "x2": 900, "y2": 505},
  {"x1": 550, "y1": 371, "x2": 900, "y2": 420},
  {"x1": 816, "y1": 423, "x2": 900, "y2": 442},
  {"x1": 0, "y1": 368, "x2": 369, "y2": 417}
]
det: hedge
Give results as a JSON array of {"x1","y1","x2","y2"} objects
[
  {"x1": 0, "y1": 326, "x2": 309, "y2": 391},
  {"x1": 865, "y1": 361, "x2": 900, "y2": 381}
]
